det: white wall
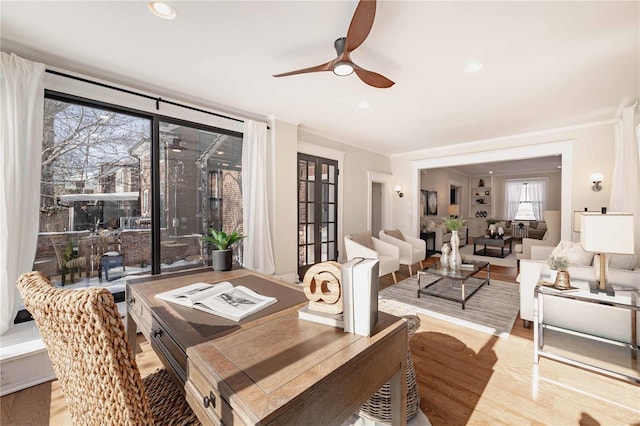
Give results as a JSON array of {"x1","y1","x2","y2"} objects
[{"x1": 390, "y1": 122, "x2": 617, "y2": 242}]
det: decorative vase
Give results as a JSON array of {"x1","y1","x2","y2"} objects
[
  {"x1": 448, "y1": 230, "x2": 462, "y2": 270},
  {"x1": 554, "y1": 270, "x2": 571, "y2": 289},
  {"x1": 211, "y1": 248, "x2": 233, "y2": 271},
  {"x1": 440, "y1": 244, "x2": 450, "y2": 268}
]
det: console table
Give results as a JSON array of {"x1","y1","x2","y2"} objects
[
  {"x1": 126, "y1": 269, "x2": 408, "y2": 425},
  {"x1": 534, "y1": 284, "x2": 639, "y2": 384}
]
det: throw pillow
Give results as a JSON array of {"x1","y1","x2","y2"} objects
[
  {"x1": 427, "y1": 220, "x2": 436, "y2": 231},
  {"x1": 550, "y1": 240, "x2": 594, "y2": 266},
  {"x1": 350, "y1": 232, "x2": 375, "y2": 250},
  {"x1": 385, "y1": 229, "x2": 405, "y2": 241},
  {"x1": 439, "y1": 224, "x2": 450, "y2": 234},
  {"x1": 609, "y1": 253, "x2": 638, "y2": 270},
  {"x1": 529, "y1": 221, "x2": 538, "y2": 229},
  {"x1": 538, "y1": 222, "x2": 547, "y2": 231}
]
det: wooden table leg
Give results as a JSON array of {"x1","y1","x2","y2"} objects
[{"x1": 390, "y1": 356, "x2": 407, "y2": 426}]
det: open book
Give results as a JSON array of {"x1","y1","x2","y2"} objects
[{"x1": 155, "y1": 282, "x2": 277, "y2": 321}]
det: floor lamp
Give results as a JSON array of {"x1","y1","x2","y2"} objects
[{"x1": 580, "y1": 212, "x2": 634, "y2": 294}]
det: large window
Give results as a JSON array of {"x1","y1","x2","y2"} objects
[
  {"x1": 31, "y1": 95, "x2": 242, "y2": 310},
  {"x1": 504, "y1": 177, "x2": 548, "y2": 220}
]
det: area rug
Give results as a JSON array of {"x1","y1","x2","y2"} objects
[
  {"x1": 379, "y1": 275, "x2": 520, "y2": 338},
  {"x1": 433, "y1": 243, "x2": 517, "y2": 268}
]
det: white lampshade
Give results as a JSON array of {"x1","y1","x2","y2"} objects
[{"x1": 580, "y1": 213, "x2": 634, "y2": 254}]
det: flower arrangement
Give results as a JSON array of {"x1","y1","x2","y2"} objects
[
  {"x1": 547, "y1": 255, "x2": 569, "y2": 271},
  {"x1": 442, "y1": 217, "x2": 466, "y2": 231}
]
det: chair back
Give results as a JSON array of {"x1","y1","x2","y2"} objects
[
  {"x1": 17, "y1": 271, "x2": 153, "y2": 425},
  {"x1": 542, "y1": 210, "x2": 561, "y2": 244}
]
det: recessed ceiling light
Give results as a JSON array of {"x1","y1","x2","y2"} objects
[
  {"x1": 216, "y1": 151, "x2": 224, "y2": 155},
  {"x1": 489, "y1": 171, "x2": 493, "y2": 174},
  {"x1": 357, "y1": 101, "x2": 371, "y2": 109},
  {"x1": 464, "y1": 61, "x2": 484, "y2": 73},
  {"x1": 148, "y1": 1, "x2": 178, "y2": 20}
]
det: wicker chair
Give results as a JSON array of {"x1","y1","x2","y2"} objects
[{"x1": 16, "y1": 271, "x2": 199, "y2": 426}]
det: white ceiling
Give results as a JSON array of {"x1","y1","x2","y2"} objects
[{"x1": 1, "y1": 1, "x2": 638, "y2": 156}]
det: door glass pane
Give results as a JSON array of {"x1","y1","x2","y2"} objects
[
  {"x1": 160, "y1": 121, "x2": 243, "y2": 271},
  {"x1": 328, "y1": 223, "x2": 335, "y2": 242},
  {"x1": 321, "y1": 243, "x2": 328, "y2": 262},
  {"x1": 328, "y1": 184, "x2": 335, "y2": 203},
  {"x1": 307, "y1": 224, "x2": 314, "y2": 244},
  {"x1": 321, "y1": 163, "x2": 329, "y2": 182},
  {"x1": 298, "y1": 224, "x2": 306, "y2": 245},
  {"x1": 321, "y1": 224, "x2": 328, "y2": 242},
  {"x1": 299, "y1": 244, "x2": 307, "y2": 266},
  {"x1": 307, "y1": 203, "x2": 314, "y2": 223},
  {"x1": 328, "y1": 242, "x2": 335, "y2": 260},
  {"x1": 298, "y1": 160, "x2": 307, "y2": 179},
  {"x1": 329, "y1": 165, "x2": 335, "y2": 183},
  {"x1": 298, "y1": 202, "x2": 307, "y2": 223},
  {"x1": 307, "y1": 246, "x2": 314, "y2": 264},
  {"x1": 298, "y1": 181, "x2": 307, "y2": 202},
  {"x1": 308, "y1": 162, "x2": 315, "y2": 181},
  {"x1": 328, "y1": 204, "x2": 335, "y2": 222},
  {"x1": 308, "y1": 182, "x2": 315, "y2": 202},
  {"x1": 36, "y1": 98, "x2": 151, "y2": 288}
]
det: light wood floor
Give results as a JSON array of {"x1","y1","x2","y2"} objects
[{"x1": 2, "y1": 260, "x2": 639, "y2": 425}]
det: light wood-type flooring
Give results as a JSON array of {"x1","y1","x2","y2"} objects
[{"x1": 2, "y1": 259, "x2": 639, "y2": 425}]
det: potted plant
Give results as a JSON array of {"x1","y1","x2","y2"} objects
[
  {"x1": 203, "y1": 229, "x2": 246, "y2": 271},
  {"x1": 547, "y1": 255, "x2": 570, "y2": 288}
]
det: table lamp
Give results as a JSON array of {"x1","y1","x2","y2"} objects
[
  {"x1": 447, "y1": 204, "x2": 459, "y2": 218},
  {"x1": 580, "y1": 212, "x2": 634, "y2": 293}
]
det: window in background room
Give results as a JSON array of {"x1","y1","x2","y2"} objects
[{"x1": 504, "y1": 177, "x2": 548, "y2": 220}]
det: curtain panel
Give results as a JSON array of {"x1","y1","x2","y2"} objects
[
  {"x1": 241, "y1": 120, "x2": 275, "y2": 275},
  {"x1": 0, "y1": 53, "x2": 45, "y2": 335},
  {"x1": 610, "y1": 104, "x2": 640, "y2": 260}
]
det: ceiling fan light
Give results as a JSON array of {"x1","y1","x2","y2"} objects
[{"x1": 333, "y1": 62, "x2": 354, "y2": 76}]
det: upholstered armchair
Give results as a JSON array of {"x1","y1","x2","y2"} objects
[
  {"x1": 379, "y1": 229, "x2": 426, "y2": 276},
  {"x1": 515, "y1": 210, "x2": 561, "y2": 262},
  {"x1": 344, "y1": 233, "x2": 400, "y2": 284}
]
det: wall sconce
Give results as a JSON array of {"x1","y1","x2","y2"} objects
[
  {"x1": 394, "y1": 185, "x2": 404, "y2": 198},
  {"x1": 590, "y1": 172, "x2": 603, "y2": 192}
]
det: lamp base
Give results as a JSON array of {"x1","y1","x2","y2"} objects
[{"x1": 589, "y1": 282, "x2": 615, "y2": 296}]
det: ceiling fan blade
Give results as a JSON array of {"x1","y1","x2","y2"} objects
[
  {"x1": 353, "y1": 66, "x2": 394, "y2": 88},
  {"x1": 273, "y1": 60, "x2": 335, "y2": 78},
  {"x1": 345, "y1": 0, "x2": 377, "y2": 52}
]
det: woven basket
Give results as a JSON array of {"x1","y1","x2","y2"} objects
[{"x1": 359, "y1": 313, "x2": 421, "y2": 423}]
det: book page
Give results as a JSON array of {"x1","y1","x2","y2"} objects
[
  {"x1": 194, "y1": 286, "x2": 277, "y2": 321},
  {"x1": 155, "y1": 282, "x2": 233, "y2": 307}
]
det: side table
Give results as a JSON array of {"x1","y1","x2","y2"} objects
[{"x1": 420, "y1": 231, "x2": 436, "y2": 256}]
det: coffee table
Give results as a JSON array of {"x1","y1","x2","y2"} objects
[
  {"x1": 473, "y1": 236, "x2": 513, "y2": 258},
  {"x1": 416, "y1": 261, "x2": 490, "y2": 309}
]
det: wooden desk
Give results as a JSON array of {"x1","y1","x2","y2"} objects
[{"x1": 126, "y1": 269, "x2": 408, "y2": 425}]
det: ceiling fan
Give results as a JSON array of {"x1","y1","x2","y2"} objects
[{"x1": 273, "y1": 0, "x2": 394, "y2": 89}]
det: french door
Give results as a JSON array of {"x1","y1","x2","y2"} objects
[{"x1": 297, "y1": 154, "x2": 339, "y2": 278}]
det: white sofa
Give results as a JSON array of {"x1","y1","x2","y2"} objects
[
  {"x1": 519, "y1": 245, "x2": 640, "y2": 344},
  {"x1": 422, "y1": 219, "x2": 468, "y2": 252}
]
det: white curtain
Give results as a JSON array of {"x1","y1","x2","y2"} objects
[
  {"x1": 504, "y1": 179, "x2": 524, "y2": 219},
  {"x1": 527, "y1": 178, "x2": 547, "y2": 220},
  {"x1": 241, "y1": 120, "x2": 275, "y2": 274},
  {"x1": 1, "y1": 53, "x2": 45, "y2": 335},
  {"x1": 610, "y1": 103, "x2": 640, "y2": 259}
]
